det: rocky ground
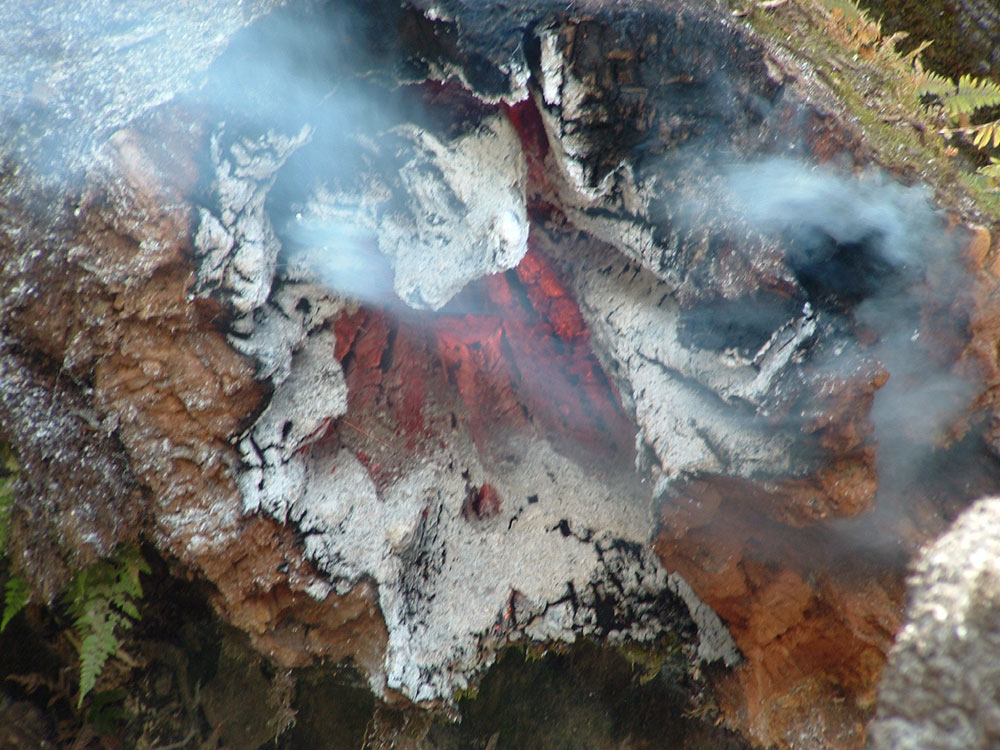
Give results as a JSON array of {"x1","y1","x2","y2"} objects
[{"x1": 4, "y1": 1, "x2": 1000, "y2": 748}]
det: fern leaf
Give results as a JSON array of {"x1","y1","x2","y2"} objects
[
  {"x1": 916, "y1": 69, "x2": 956, "y2": 99},
  {"x1": 77, "y1": 608, "x2": 120, "y2": 706},
  {"x1": 977, "y1": 159, "x2": 1000, "y2": 180},
  {"x1": 66, "y1": 546, "x2": 148, "y2": 707},
  {"x1": 973, "y1": 123, "x2": 994, "y2": 149},
  {"x1": 119, "y1": 600, "x2": 140, "y2": 621},
  {"x1": 1, "y1": 575, "x2": 29, "y2": 631},
  {"x1": 949, "y1": 74, "x2": 1000, "y2": 117},
  {"x1": 112, "y1": 547, "x2": 149, "y2": 606},
  {"x1": 901, "y1": 39, "x2": 932, "y2": 65}
]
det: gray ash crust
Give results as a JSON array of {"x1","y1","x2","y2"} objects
[
  {"x1": 869, "y1": 497, "x2": 1000, "y2": 750},
  {"x1": 184, "y1": 0, "x2": 745, "y2": 703}
]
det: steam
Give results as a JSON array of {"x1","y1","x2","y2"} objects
[{"x1": 718, "y1": 158, "x2": 973, "y2": 494}]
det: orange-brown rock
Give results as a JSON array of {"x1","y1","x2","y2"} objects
[{"x1": 655, "y1": 477, "x2": 904, "y2": 748}]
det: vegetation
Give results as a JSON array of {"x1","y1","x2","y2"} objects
[
  {"x1": 64, "y1": 545, "x2": 149, "y2": 706},
  {"x1": 0, "y1": 443, "x2": 149, "y2": 707},
  {"x1": 1, "y1": 575, "x2": 29, "y2": 632},
  {"x1": 915, "y1": 69, "x2": 1000, "y2": 175},
  {"x1": 732, "y1": 0, "x2": 1000, "y2": 215},
  {"x1": 0, "y1": 444, "x2": 28, "y2": 633}
]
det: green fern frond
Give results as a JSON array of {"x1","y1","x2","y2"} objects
[
  {"x1": 916, "y1": 69, "x2": 958, "y2": 100},
  {"x1": 1, "y1": 575, "x2": 29, "y2": 631},
  {"x1": 978, "y1": 157, "x2": 1000, "y2": 179},
  {"x1": 65, "y1": 546, "x2": 147, "y2": 707},
  {"x1": 918, "y1": 71, "x2": 1000, "y2": 122},
  {"x1": 950, "y1": 74, "x2": 1000, "y2": 117},
  {"x1": 77, "y1": 609, "x2": 121, "y2": 704}
]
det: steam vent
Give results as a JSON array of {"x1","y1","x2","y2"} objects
[{"x1": 7, "y1": 0, "x2": 1000, "y2": 748}]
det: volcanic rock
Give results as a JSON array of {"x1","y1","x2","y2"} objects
[{"x1": 2, "y1": 1, "x2": 1000, "y2": 749}]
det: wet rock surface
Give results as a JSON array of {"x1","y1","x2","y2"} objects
[{"x1": 3, "y1": 1, "x2": 1000, "y2": 749}]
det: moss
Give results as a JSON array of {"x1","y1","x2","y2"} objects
[
  {"x1": 616, "y1": 634, "x2": 684, "y2": 685},
  {"x1": 728, "y1": 0, "x2": 1000, "y2": 220}
]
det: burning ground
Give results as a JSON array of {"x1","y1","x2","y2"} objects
[{"x1": 4, "y1": 0, "x2": 1000, "y2": 748}]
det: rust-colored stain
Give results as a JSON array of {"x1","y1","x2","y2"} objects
[{"x1": 329, "y1": 246, "x2": 636, "y2": 475}]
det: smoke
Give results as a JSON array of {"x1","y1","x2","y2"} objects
[
  {"x1": 283, "y1": 215, "x2": 397, "y2": 307},
  {"x1": 723, "y1": 159, "x2": 932, "y2": 304},
  {"x1": 717, "y1": 157, "x2": 974, "y2": 495},
  {"x1": 216, "y1": 1, "x2": 978, "y2": 499}
]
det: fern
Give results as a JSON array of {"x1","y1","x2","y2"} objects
[
  {"x1": 919, "y1": 72, "x2": 1000, "y2": 120},
  {"x1": 916, "y1": 67, "x2": 958, "y2": 101},
  {"x1": 1, "y1": 575, "x2": 29, "y2": 631},
  {"x1": 917, "y1": 68, "x2": 1000, "y2": 157},
  {"x1": 64, "y1": 546, "x2": 149, "y2": 706},
  {"x1": 0, "y1": 447, "x2": 27, "y2": 632},
  {"x1": 980, "y1": 157, "x2": 1000, "y2": 177},
  {"x1": 0, "y1": 444, "x2": 15, "y2": 552},
  {"x1": 970, "y1": 121, "x2": 1000, "y2": 150},
  {"x1": 949, "y1": 74, "x2": 1000, "y2": 118}
]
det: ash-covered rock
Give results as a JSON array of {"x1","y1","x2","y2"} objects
[
  {"x1": 537, "y1": 226, "x2": 820, "y2": 492},
  {"x1": 184, "y1": 0, "x2": 704, "y2": 707},
  {"x1": 0, "y1": 0, "x2": 280, "y2": 177},
  {"x1": 285, "y1": 108, "x2": 528, "y2": 311},
  {"x1": 189, "y1": 0, "x2": 971, "y2": 722},
  {"x1": 193, "y1": 127, "x2": 311, "y2": 317},
  {"x1": 869, "y1": 497, "x2": 1000, "y2": 750},
  {"x1": 285, "y1": 430, "x2": 713, "y2": 701}
]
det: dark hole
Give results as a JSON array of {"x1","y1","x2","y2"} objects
[{"x1": 783, "y1": 226, "x2": 906, "y2": 310}]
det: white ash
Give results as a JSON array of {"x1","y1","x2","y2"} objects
[
  {"x1": 294, "y1": 112, "x2": 528, "y2": 311},
  {"x1": 286, "y1": 422, "x2": 706, "y2": 702},
  {"x1": 193, "y1": 126, "x2": 310, "y2": 316},
  {"x1": 667, "y1": 574, "x2": 741, "y2": 667},
  {"x1": 539, "y1": 228, "x2": 809, "y2": 489},
  {"x1": 227, "y1": 278, "x2": 347, "y2": 385},
  {"x1": 533, "y1": 37, "x2": 792, "y2": 303},
  {"x1": 205, "y1": 40, "x2": 737, "y2": 704},
  {"x1": 387, "y1": 118, "x2": 528, "y2": 309},
  {"x1": 238, "y1": 328, "x2": 347, "y2": 518},
  {"x1": 536, "y1": 29, "x2": 612, "y2": 204}
]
